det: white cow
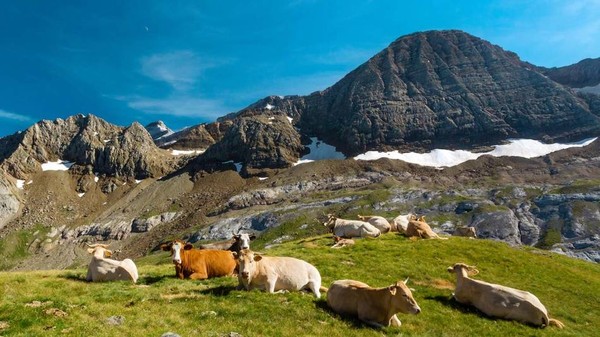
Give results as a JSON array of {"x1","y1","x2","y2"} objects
[
  {"x1": 357, "y1": 215, "x2": 391, "y2": 233},
  {"x1": 448, "y1": 263, "x2": 564, "y2": 328},
  {"x1": 327, "y1": 279, "x2": 421, "y2": 328},
  {"x1": 234, "y1": 249, "x2": 323, "y2": 298},
  {"x1": 392, "y1": 213, "x2": 415, "y2": 233},
  {"x1": 324, "y1": 214, "x2": 381, "y2": 238},
  {"x1": 86, "y1": 244, "x2": 138, "y2": 283}
]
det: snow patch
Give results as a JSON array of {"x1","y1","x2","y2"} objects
[
  {"x1": 78, "y1": 192, "x2": 85, "y2": 198},
  {"x1": 94, "y1": 175, "x2": 99, "y2": 182},
  {"x1": 286, "y1": 116, "x2": 293, "y2": 124},
  {"x1": 162, "y1": 140, "x2": 177, "y2": 146},
  {"x1": 93, "y1": 132, "x2": 98, "y2": 136},
  {"x1": 171, "y1": 149, "x2": 205, "y2": 156},
  {"x1": 41, "y1": 160, "x2": 74, "y2": 171},
  {"x1": 222, "y1": 160, "x2": 243, "y2": 173},
  {"x1": 265, "y1": 103, "x2": 274, "y2": 110},
  {"x1": 258, "y1": 177, "x2": 268, "y2": 181},
  {"x1": 294, "y1": 137, "x2": 346, "y2": 166},
  {"x1": 135, "y1": 179, "x2": 142, "y2": 184},
  {"x1": 16, "y1": 179, "x2": 25, "y2": 189},
  {"x1": 354, "y1": 138, "x2": 597, "y2": 168}
]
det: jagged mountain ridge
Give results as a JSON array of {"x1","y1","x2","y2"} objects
[
  {"x1": 0, "y1": 114, "x2": 181, "y2": 180},
  {"x1": 541, "y1": 57, "x2": 600, "y2": 88}
]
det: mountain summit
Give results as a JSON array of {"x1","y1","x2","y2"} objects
[{"x1": 217, "y1": 30, "x2": 600, "y2": 166}]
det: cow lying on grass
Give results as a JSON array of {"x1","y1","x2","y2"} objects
[
  {"x1": 357, "y1": 215, "x2": 391, "y2": 233},
  {"x1": 324, "y1": 214, "x2": 380, "y2": 238},
  {"x1": 326, "y1": 278, "x2": 421, "y2": 328},
  {"x1": 233, "y1": 249, "x2": 323, "y2": 298},
  {"x1": 331, "y1": 236, "x2": 355, "y2": 249},
  {"x1": 406, "y1": 216, "x2": 447, "y2": 239},
  {"x1": 447, "y1": 263, "x2": 564, "y2": 328},
  {"x1": 86, "y1": 244, "x2": 138, "y2": 283},
  {"x1": 160, "y1": 240, "x2": 236, "y2": 280}
]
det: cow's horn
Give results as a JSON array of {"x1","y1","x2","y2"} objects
[{"x1": 403, "y1": 277, "x2": 410, "y2": 285}]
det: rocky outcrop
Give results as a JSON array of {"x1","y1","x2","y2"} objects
[
  {"x1": 155, "y1": 121, "x2": 232, "y2": 149},
  {"x1": 0, "y1": 114, "x2": 179, "y2": 179},
  {"x1": 0, "y1": 172, "x2": 20, "y2": 230},
  {"x1": 193, "y1": 115, "x2": 306, "y2": 175}
]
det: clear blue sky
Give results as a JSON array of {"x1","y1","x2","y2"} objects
[{"x1": 1, "y1": 0, "x2": 599, "y2": 137}]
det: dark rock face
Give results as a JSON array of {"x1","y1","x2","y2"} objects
[
  {"x1": 194, "y1": 115, "x2": 305, "y2": 175},
  {"x1": 541, "y1": 57, "x2": 600, "y2": 88},
  {"x1": 0, "y1": 114, "x2": 178, "y2": 179}
]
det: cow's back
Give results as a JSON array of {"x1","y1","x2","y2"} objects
[
  {"x1": 334, "y1": 220, "x2": 380, "y2": 238},
  {"x1": 258, "y1": 256, "x2": 321, "y2": 291},
  {"x1": 465, "y1": 279, "x2": 549, "y2": 325},
  {"x1": 184, "y1": 249, "x2": 236, "y2": 278},
  {"x1": 327, "y1": 280, "x2": 370, "y2": 316}
]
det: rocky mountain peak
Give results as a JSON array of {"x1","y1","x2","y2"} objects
[{"x1": 145, "y1": 120, "x2": 174, "y2": 140}]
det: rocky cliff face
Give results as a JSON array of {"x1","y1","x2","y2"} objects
[
  {"x1": 145, "y1": 121, "x2": 174, "y2": 140},
  {"x1": 0, "y1": 114, "x2": 179, "y2": 179},
  {"x1": 541, "y1": 57, "x2": 600, "y2": 88},
  {"x1": 174, "y1": 30, "x2": 600, "y2": 176},
  {"x1": 0, "y1": 172, "x2": 20, "y2": 230},
  {"x1": 155, "y1": 121, "x2": 232, "y2": 149}
]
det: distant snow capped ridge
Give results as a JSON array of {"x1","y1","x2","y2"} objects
[{"x1": 144, "y1": 121, "x2": 174, "y2": 140}]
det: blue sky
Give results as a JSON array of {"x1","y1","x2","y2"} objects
[{"x1": 1, "y1": 0, "x2": 599, "y2": 137}]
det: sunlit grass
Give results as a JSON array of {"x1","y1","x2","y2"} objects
[{"x1": 1, "y1": 235, "x2": 598, "y2": 336}]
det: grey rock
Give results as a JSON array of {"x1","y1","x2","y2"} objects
[
  {"x1": 131, "y1": 212, "x2": 178, "y2": 233},
  {"x1": 0, "y1": 173, "x2": 20, "y2": 230},
  {"x1": 106, "y1": 315, "x2": 125, "y2": 326},
  {"x1": 470, "y1": 209, "x2": 521, "y2": 245}
]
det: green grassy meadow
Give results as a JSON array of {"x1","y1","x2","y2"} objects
[{"x1": 1, "y1": 234, "x2": 599, "y2": 336}]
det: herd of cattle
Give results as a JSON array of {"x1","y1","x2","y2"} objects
[{"x1": 84, "y1": 214, "x2": 563, "y2": 329}]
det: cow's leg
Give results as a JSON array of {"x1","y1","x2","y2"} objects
[
  {"x1": 307, "y1": 280, "x2": 321, "y2": 298},
  {"x1": 189, "y1": 271, "x2": 208, "y2": 280},
  {"x1": 389, "y1": 314, "x2": 402, "y2": 327}
]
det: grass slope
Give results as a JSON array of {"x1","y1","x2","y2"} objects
[{"x1": 1, "y1": 235, "x2": 599, "y2": 336}]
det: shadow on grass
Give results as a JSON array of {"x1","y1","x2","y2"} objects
[
  {"x1": 198, "y1": 285, "x2": 238, "y2": 296},
  {"x1": 59, "y1": 272, "x2": 87, "y2": 282},
  {"x1": 138, "y1": 274, "x2": 171, "y2": 285},
  {"x1": 427, "y1": 295, "x2": 495, "y2": 319},
  {"x1": 314, "y1": 299, "x2": 378, "y2": 329}
]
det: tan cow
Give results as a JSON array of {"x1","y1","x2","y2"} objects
[
  {"x1": 331, "y1": 236, "x2": 355, "y2": 249},
  {"x1": 86, "y1": 244, "x2": 138, "y2": 283},
  {"x1": 234, "y1": 249, "x2": 323, "y2": 298},
  {"x1": 447, "y1": 263, "x2": 564, "y2": 328},
  {"x1": 391, "y1": 213, "x2": 416, "y2": 233},
  {"x1": 453, "y1": 226, "x2": 477, "y2": 238},
  {"x1": 406, "y1": 217, "x2": 447, "y2": 239},
  {"x1": 326, "y1": 279, "x2": 421, "y2": 328},
  {"x1": 324, "y1": 214, "x2": 380, "y2": 238},
  {"x1": 357, "y1": 215, "x2": 391, "y2": 233},
  {"x1": 160, "y1": 240, "x2": 236, "y2": 280}
]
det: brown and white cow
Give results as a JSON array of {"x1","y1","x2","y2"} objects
[
  {"x1": 324, "y1": 214, "x2": 381, "y2": 238},
  {"x1": 326, "y1": 279, "x2": 421, "y2": 328},
  {"x1": 160, "y1": 240, "x2": 236, "y2": 280},
  {"x1": 86, "y1": 244, "x2": 138, "y2": 283},
  {"x1": 447, "y1": 263, "x2": 564, "y2": 328},
  {"x1": 198, "y1": 233, "x2": 256, "y2": 252},
  {"x1": 233, "y1": 249, "x2": 323, "y2": 297}
]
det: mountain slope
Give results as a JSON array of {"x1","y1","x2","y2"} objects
[{"x1": 195, "y1": 30, "x2": 600, "y2": 172}]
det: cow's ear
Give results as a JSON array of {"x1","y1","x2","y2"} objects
[
  {"x1": 87, "y1": 248, "x2": 95, "y2": 254},
  {"x1": 388, "y1": 285, "x2": 397, "y2": 296},
  {"x1": 184, "y1": 243, "x2": 194, "y2": 250},
  {"x1": 249, "y1": 234, "x2": 256, "y2": 240},
  {"x1": 254, "y1": 254, "x2": 263, "y2": 262},
  {"x1": 233, "y1": 234, "x2": 240, "y2": 239},
  {"x1": 160, "y1": 243, "x2": 171, "y2": 251},
  {"x1": 104, "y1": 250, "x2": 113, "y2": 258}
]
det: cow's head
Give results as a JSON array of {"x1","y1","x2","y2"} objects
[
  {"x1": 87, "y1": 244, "x2": 111, "y2": 258},
  {"x1": 160, "y1": 240, "x2": 193, "y2": 265},
  {"x1": 389, "y1": 279, "x2": 421, "y2": 315},
  {"x1": 323, "y1": 214, "x2": 337, "y2": 230},
  {"x1": 447, "y1": 263, "x2": 479, "y2": 277},
  {"x1": 233, "y1": 233, "x2": 256, "y2": 251},
  {"x1": 233, "y1": 249, "x2": 261, "y2": 282}
]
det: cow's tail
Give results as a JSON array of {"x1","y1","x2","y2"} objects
[
  {"x1": 320, "y1": 286, "x2": 329, "y2": 293},
  {"x1": 548, "y1": 318, "x2": 565, "y2": 329}
]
